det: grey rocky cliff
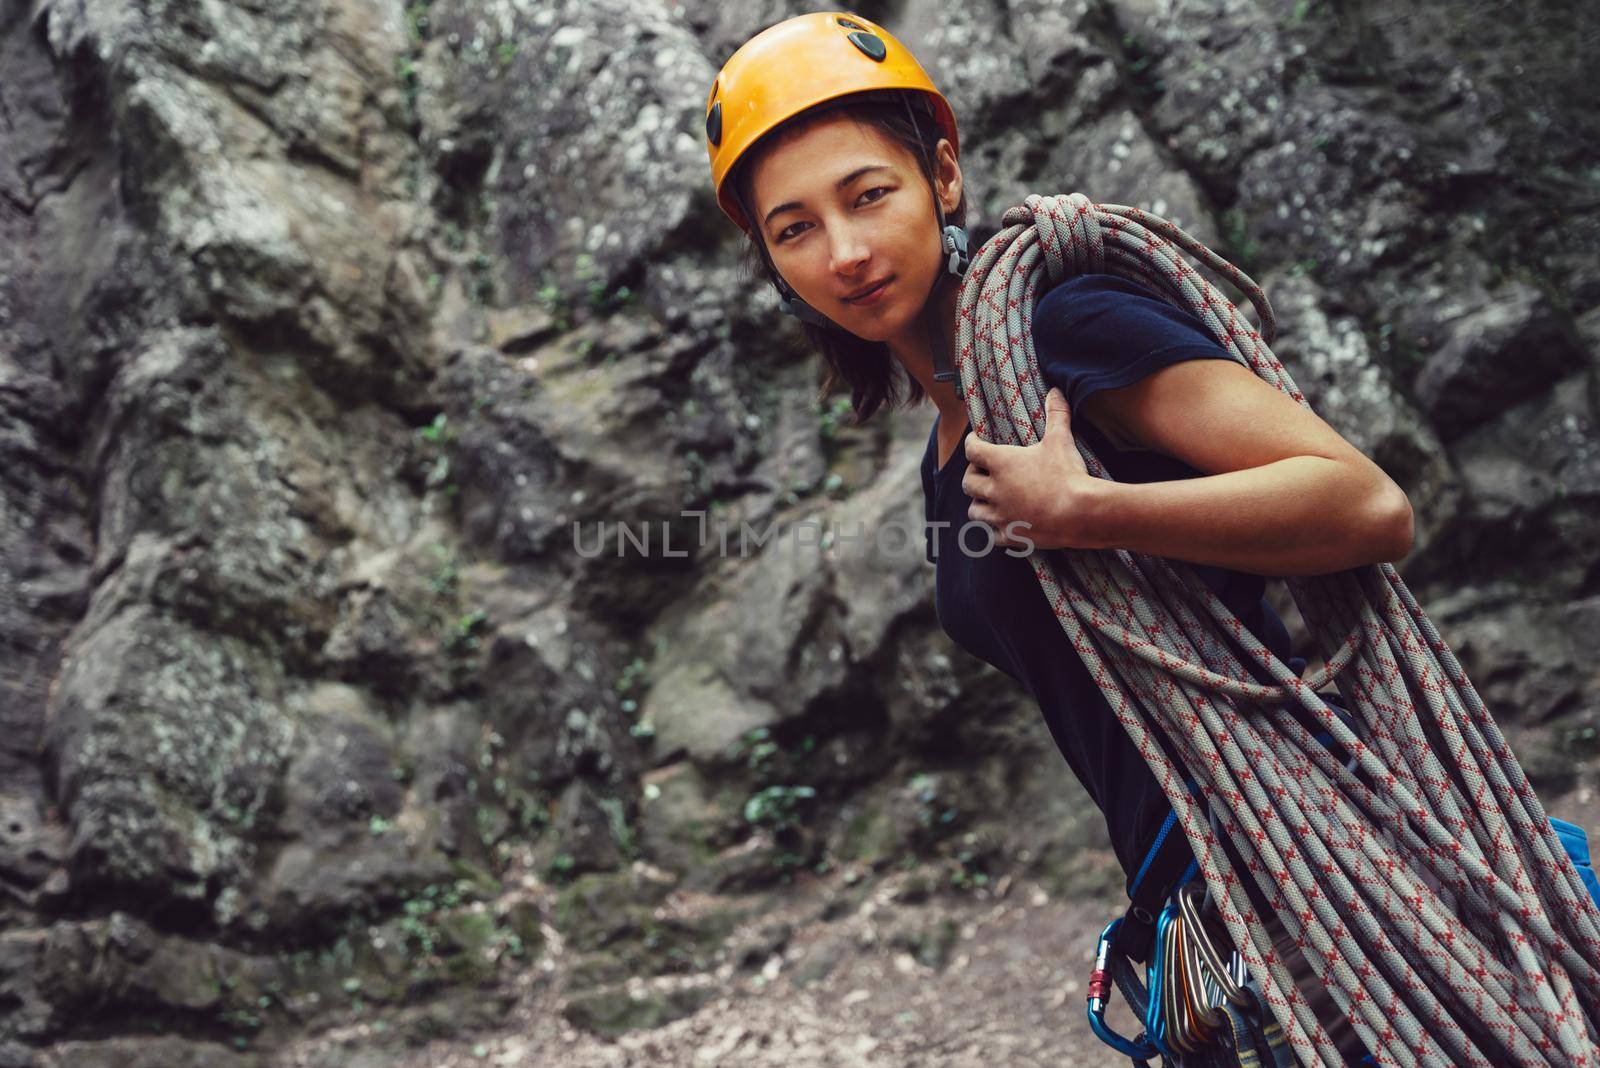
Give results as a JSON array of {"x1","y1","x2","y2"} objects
[{"x1": 0, "y1": 0, "x2": 1596, "y2": 1062}]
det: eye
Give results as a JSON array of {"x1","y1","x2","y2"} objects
[{"x1": 774, "y1": 188, "x2": 893, "y2": 244}]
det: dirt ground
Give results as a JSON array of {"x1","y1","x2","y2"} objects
[
  {"x1": 263, "y1": 796, "x2": 1600, "y2": 1067},
  {"x1": 275, "y1": 870, "x2": 1145, "y2": 1068}
]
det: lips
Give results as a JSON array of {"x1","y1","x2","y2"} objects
[{"x1": 844, "y1": 277, "x2": 892, "y2": 302}]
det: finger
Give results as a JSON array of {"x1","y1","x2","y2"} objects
[
  {"x1": 961, "y1": 468, "x2": 993, "y2": 500},
  {"x1": 1043, "y1": 386, "x2": 1072, "y2": 441}
]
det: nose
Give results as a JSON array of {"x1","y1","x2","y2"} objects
[{"x1": 828, "y1": 223, "x2": 870, "y2": 278}]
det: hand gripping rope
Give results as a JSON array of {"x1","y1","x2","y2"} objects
[{"x1": 950, "y1": 192, "x2": 1600, "y2": 1067}]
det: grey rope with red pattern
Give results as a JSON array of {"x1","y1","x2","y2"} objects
[{"x1": 953, "y1": 192, "x2": 1600, "y2": 1066}]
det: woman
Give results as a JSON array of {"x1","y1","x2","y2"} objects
[{"x1": 705, "y1": 12, "x2": 1403, "y2": 1064}]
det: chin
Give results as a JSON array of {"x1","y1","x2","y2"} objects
[
  {"x1": 840, "y1": 325, "x2": 895, "y2": 345},
  {"x1": 840, "y1": 301, "x2": 914, "y2": 344}
]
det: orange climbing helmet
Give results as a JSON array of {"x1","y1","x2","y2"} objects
[{"x1": 703, "y1": 11, "x2": 960, "y2": 237}]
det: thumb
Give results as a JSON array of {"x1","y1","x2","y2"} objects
[{"x1": 1043, "y1": 387, "x2": 1072, "y2": 441}]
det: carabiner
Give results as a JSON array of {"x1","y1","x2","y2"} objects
[{"x1": 1087, "y1": 919, "x2": 1161, "y2": 1063}]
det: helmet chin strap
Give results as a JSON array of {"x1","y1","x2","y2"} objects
[
  {"x1": 927, "y1": 211, "x2": 969, "y2": 383},
  {"x1": 735, "y1": 95, "x2": 970, "y2": 384}
]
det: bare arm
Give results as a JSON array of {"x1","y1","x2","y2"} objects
[
  {"x1": 961, "y1": 363, "x2": 1414, "y2": 577},
  {"x1": 1076, "y1": 358, "x2": 1413, "y2": 575}
]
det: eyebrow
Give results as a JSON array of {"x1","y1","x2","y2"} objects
[{"x1": 762, "y1": 164, "x2": 897, "y2": 231}]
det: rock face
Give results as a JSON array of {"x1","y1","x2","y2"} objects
[{"x1": 0, "y1": 0, "x2": 1596, "y2": 1059}]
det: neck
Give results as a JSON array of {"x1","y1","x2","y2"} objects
[{"x1": 889, "y1": 272, "x2": 967, "y2": 428}]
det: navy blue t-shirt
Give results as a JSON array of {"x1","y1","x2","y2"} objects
[{"x1": 920, "y1": 273, "x2": 1303, "y2": 884}]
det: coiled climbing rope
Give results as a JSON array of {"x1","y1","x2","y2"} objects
[{"x1": 952, "y1": 192, "x2": 1600, "y2": 1067}]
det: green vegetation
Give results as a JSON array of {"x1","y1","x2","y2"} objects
[
  {"x1": 417, "y1": 411, "x2": 451, "y2": 444},
  {"x1": 213, "y1": 800, "x2": 259, "y2": 832},
  {"x1": 564, "y1": 252, "x2": 634, "y2": 313},
  {"x1": 615, "y1": 655, "x2": 653, "y2": 738},
  {"x1": 468, "y1": 252, "x2": 494, "y2": 306},
  {"x1": 546, "y1": 851, "x2": 576, "y2": 883},
  {"x1": 908, "y1": 772, "x2": 960, "y2": 832},
  {"x1": 615, "y1": 657, "x2": 648, "y2": 696},
  {"x1": 597, "y1": 794, "x2": 640, "y2": 861},
  {"x1": 1290, "y1": 0, "x2": 1332, "y2": 24},
  {"x1": 404, "y1": 0, "x2": 432, "y2": 44},
  {"x1": 396, "y1": 879, "x2": 473, "y2": 955},
  {"x1": 1286, "y1": 257, "x2": 1321, "y2": 278},
  {"x1": 741, "y1": 785, "x2": 816, "y2": 831},
  {"x1": 724, "y1": 727, "x2": 825, "y2": 877},
  {"x1": 817, "y1": 395, "x2": 854, "y2": 441},
  {"x1": 395, "y1": 55, "x2": 421, "y2": 122},
  {"x1": 414, "y1": 414, "x2": 459, "y2": 497},
  {"x1": 426, "y1": 542, "x2": 457, "y2": 595},
  {"x1": 534, "y1": 282, "x2": 573, "y2": 332},
  {"x1": 396, "y1": 0, "x2": 432, "y2": 129},
  {"x1": 1374, "y1": 321, "x2": 1427, "y2": 375},
  {"x1": 949, "y1": 838, "x2": 991, "y2": 892},
  {"x1": 509, "y1": 776, "x2": 553, "y2": 836},
  {"x1": 218, "y1": 875, "x2": 530, "y2": 1048},
  {"x1": 682, "y1": 447, "x2": 712, "y2": 502},
  {"x1": 1118, "y1": 32, "x2": 1166, "y2": 105},
  {"x1": 445, "y1": 608, "x2": 489, "y2": 654},
  {"x1": 732, "y1": 726, "x2": 780, "y2": 773}
]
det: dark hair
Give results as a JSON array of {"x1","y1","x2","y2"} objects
[{"x1": 727, "y1": 93, "x2": 968, "y2": 428}]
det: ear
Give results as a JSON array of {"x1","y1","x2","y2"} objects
[{"x1": 934, "y1": 137, "x2": 962, "y2": 216}]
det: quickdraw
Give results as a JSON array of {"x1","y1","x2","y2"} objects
[{"x1": 1090, "y1": 879, "x2": 1351, "y2": 1068}]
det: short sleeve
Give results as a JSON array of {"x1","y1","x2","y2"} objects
[{"x1": 1031, "y1": 274, "x2": 1238, "y2": 413}]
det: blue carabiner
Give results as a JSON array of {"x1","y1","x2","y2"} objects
[
  {"x1": 1146, "y1": 902, "x2": 1181, "y2": 1062},
  {"x1": 1086, "y1": 918, "x2": 1161, "y2": 1063}
]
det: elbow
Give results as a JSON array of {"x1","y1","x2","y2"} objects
[{"x1": 1370, "y1": 480, "x2": 1414, "y2": 564}]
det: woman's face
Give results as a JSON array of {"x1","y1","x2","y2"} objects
[{"x1": 747, "y1": 114, "x2": 960, "y2": 343}]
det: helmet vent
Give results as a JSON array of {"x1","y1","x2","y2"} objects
[
  {"x1": 706, "y1": 101, "x2": 722, "y2": 146},
  {"x1": 835, "y1": 16, "x2": 866, "y2": 30},
  {"x1": 847, "y1": 30, "x2": 887, "y2": 61}
]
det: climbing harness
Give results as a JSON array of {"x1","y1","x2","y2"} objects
[
  {"x1": 1555, "y1": 816, "x2": 1600, "y2": 909},
  {"x1": 948, "y1": 190, "x2": 1600, "y2": 1066}
]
